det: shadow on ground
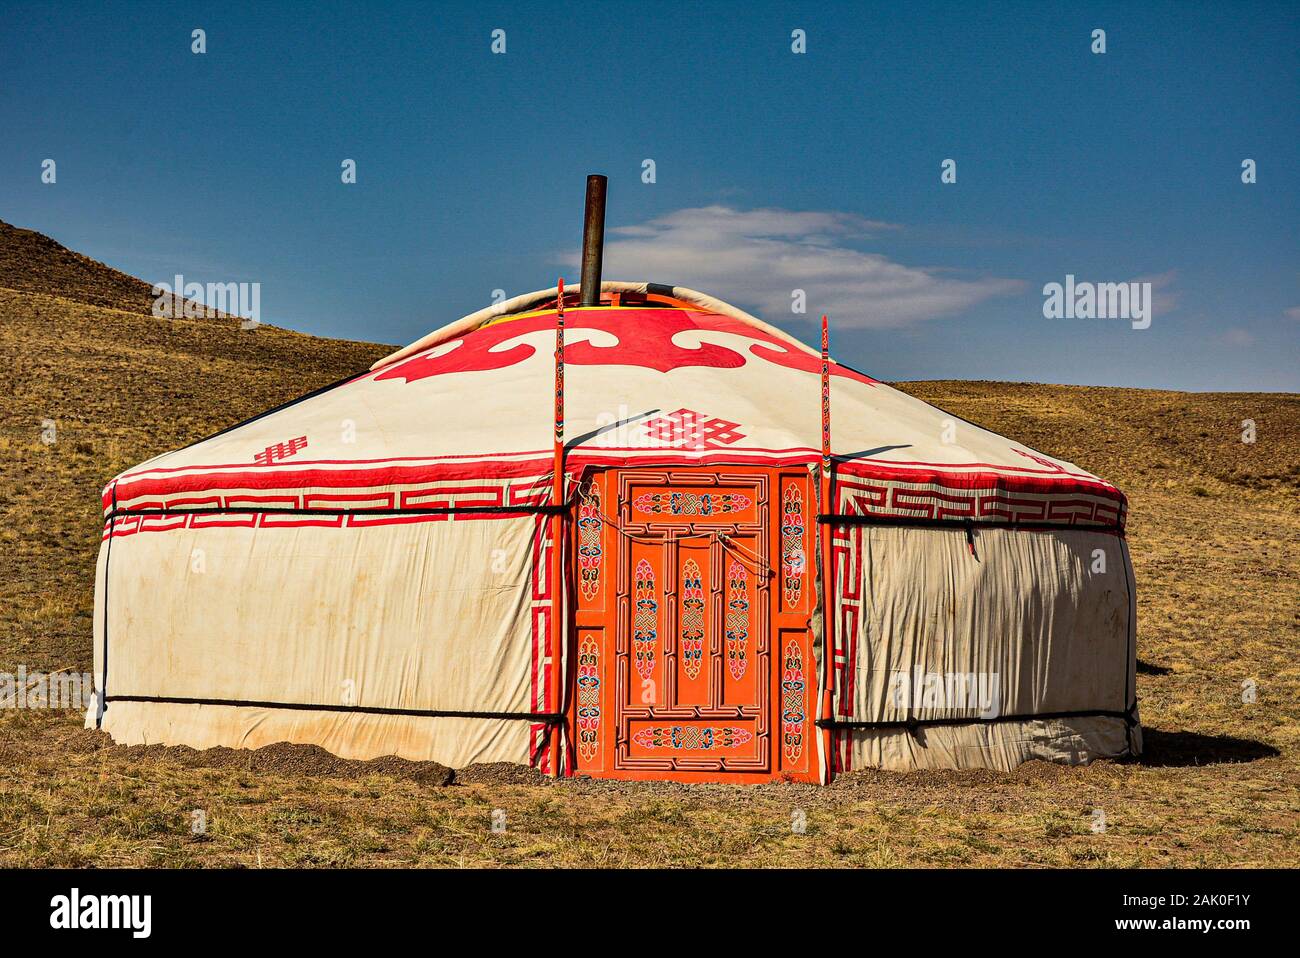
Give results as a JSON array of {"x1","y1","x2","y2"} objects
[{"x1": 1138, "y1": 728, "x2": 1281, "y2": 767}]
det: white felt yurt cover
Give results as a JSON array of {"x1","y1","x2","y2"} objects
[{"x1": 90, "y1": 284, "x2": 1138, "y2": 774}]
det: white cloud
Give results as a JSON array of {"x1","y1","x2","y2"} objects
[
  {"x1": 1132, "y1": 270, "x2": 1180, "y2": 316},
  {"x1": 1285, "y1": 306, "x2": 1300, "y2": 321},
  {"x1": 569, "y1": 206, "x2": 1024, "y2": 329}
]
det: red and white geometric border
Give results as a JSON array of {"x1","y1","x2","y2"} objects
[{"x1": 835, "y1": 474, "x2": 1125, "y2": 529}]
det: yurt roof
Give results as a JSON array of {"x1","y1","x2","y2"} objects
[
  {"x1": 370, "y1": 281, "x2": 815, "y2": 372},
  {"x1": 103, "y1": 283, "x2": 1125, "y2": 528}
]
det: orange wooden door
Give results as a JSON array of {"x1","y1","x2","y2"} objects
[{"x1": 570, "y1": 467, "x2": 816, "y2": 783}]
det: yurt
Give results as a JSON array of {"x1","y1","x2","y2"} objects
[{"x1": 89, "y1": 178, "x2": 1140, "y2": 782}]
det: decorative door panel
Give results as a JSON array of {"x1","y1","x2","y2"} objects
[
  {"x1": 570, "y1": 473, "x2": 610, "y2": 774},
  {"x1": 778, "y1": 480, "x2": 810, "y2": 615},
  {"x1": 675, "y1": 542, "x2": 711, "y2": 707},
  {"x1": 569, "y1": 466, "x2": 817, "y2": 783},
  {"x1": 627, "y1": 540, "x2": 663, "y2": 704},
  {"x1": 720, "y1": 548, "x2": 761, "y2": 709},
  {"x1": 627, "y1": 481, "x2": 758, "y2": 524}
]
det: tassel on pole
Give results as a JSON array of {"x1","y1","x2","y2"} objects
[
  {"x1": 818, "y1": 314, "x2": 835, "y2": 782},
  {"x1": 821, "y1": 314, "x2": 831, "y2": 478},
  {"x1": 548, "y1": 279, "x2": 567, "y2": 776},
  {"x1": 554, "y1": 278, "x2": 566, "y2": 452}
]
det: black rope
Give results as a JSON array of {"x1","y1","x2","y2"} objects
[
  {"x1": 817, "y1": 704, "x2": 1139, "y2": 733},
  {"x1": 529, "y1": 730, "x2": 553, "y2": 768},
  {"x1": 98, "y1": 482, "x2": 118, "y2": 726},
  {"x1": 104, "y1": 694, "x2": 564, "y2": 724},
  {"x1": 817, "y1": 513, "x2": 1123, "y2": 534},
  {"x1": 103, "y1": 503, "x2": 569, "y2": 523},
  {"x1": 1121, "y1": 538, "x2": 1139, "y2": 757}
]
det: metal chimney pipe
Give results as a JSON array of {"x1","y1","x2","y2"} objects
[{"x1": 579, "y1": 174, "x2": 607, "y2": 307}]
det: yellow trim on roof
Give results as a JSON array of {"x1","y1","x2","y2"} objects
[{"x1": 482, "y1": 303, "x2": 706, "y2": 327}]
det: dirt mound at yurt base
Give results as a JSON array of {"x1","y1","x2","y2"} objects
[
  {"x1": 68, "y1": 730, "x2": 455, "y2": 786},
  {"x1": 454, "y1": 763, "x2": 552, "y2": 786}
]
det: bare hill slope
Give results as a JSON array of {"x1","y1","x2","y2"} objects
[{"x1": 0, "y1": 218, "x2": 165, "y2": 314}]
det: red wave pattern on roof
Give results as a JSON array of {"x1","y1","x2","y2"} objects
[{"x1": 372, "y1": 308, "x2": 876, "y2": 386}]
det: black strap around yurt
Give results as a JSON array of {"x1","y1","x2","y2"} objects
[
  {"x1": 97, "y1": 481, "x2": 118, "y2": 728},
  {"x1": 816, "y1": 702, "x2": 1140, "y2": 733},
  {"x1": 102, "y1": 503, "x2": 570, "y2": 523},
  {"x1": 814, "y1": 512, "x2": 1137, "y2": 753},
  {"x1": 103, "y1": 694, "x2": 565, "y2": 724},
  {"x1": 96, "y1": 500, "x2": 570, "y2": 723}
]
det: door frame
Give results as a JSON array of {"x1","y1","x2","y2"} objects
[{"x1": 567, "y1": 464, "x2": 818, "y2": 783}]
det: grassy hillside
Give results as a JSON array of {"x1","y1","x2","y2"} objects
[{"x1": 0, "y1": 221, "x2": 1295, "y2": 867}]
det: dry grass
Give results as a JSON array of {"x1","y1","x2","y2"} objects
[{"x1": 0, "y1": 258, "x2": 1296, "y2": 867}]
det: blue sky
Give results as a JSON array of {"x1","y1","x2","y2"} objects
[{"x1": 2, "y1": 0, "x2": 1296, "y2": 390}]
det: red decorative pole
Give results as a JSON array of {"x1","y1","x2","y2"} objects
[
  {"x1": 819, "y1": 314, "x2": 835, "y2": 782},
  {"x1": 548, "y1": 279, "x2": 567, "y2": 776}
]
